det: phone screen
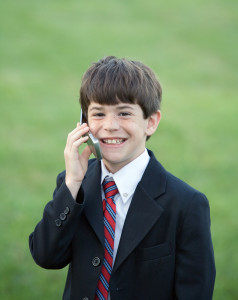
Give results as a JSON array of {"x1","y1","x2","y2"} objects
[{"x1": 80, "y1": 110, "x2": 103, "y2": 160}]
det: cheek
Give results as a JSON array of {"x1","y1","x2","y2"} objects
[
  {"x1": 122, "y1": 119, "x2": 146, "y2": 131},
  {"x1": 88, "y1": 121, "x2": 99, "y2": 134},
  {"x1": 132, "y1": 119, "x2": 149, "y2": 133}
]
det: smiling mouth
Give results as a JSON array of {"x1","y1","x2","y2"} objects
[{"x1": 101, "y1": 138, "x2": 126, "y2": 145}]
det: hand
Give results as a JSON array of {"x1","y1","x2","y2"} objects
[{"x1": 64, "y1": 122, "x2": 92, "y2": 199}]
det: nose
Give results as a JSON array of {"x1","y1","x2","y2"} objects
[{"x1": 103, "y1": 114, "x2": 119, "y2": 131}]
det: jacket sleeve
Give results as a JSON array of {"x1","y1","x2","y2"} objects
[
  {"x1": 29, "y1": 171, "x2": 84, "y2": 269},
  {"x1": 175, "y1": 192, "x2": 216, "y2": 300}
]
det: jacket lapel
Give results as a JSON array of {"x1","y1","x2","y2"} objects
[
  {"x1": 112, "y1": 152, "x2": 167, "y2": 273},
  {"x1": 82, "y1": 160, "x2": 104, "y2": 247}
]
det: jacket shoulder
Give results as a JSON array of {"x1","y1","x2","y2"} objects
[
  {"x1": 166, "y1": 170, "x2": 202, "y2": 196},
  {"x1": 147, "y1": 150, "x2": 208, "y2": 209}
]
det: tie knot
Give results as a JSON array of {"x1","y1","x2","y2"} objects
[{"x1": 103, "y1": 179, "x2": 118, "y2": 199}]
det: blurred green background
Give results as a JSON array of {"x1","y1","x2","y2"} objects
[{"x1": 0, "y1": 0, "x2": 237, "y2": 299}]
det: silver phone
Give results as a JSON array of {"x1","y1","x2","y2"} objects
[{"x1": 80, "y1": 110, "x2": 102, "y2": 160}]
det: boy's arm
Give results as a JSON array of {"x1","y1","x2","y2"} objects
[
  {"x1": 175, "y1": 192, "x2": 216, "y2": 300},
  {"x1": 29, "y1": 123, "x2": 92, "y2": 269}
]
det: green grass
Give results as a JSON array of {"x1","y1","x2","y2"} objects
[{"x1": 1, "y1": 0, "x2": 238, "y2": 299}]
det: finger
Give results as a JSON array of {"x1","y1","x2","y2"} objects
[
  {"x1": 70, "y1": 125, "x2": 89, "y2": 140},
  {"x1": 66, "y1": 125, "x2": 89, "y2": 150},
  {"x1": 67, "y1": 123, "x2": 88, "y2": 140},
  {"x1": 64, "y1": 134, "x2": 88, "y2": 157},
  {"x1": 70, "y1": 135, "x2": 89, "y2": 152},
  {"x1": 68, "y1": 122, "x2": 87, "y2": 141}
]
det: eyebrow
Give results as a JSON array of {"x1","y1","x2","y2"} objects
[
  {"x1": 116, "y1": 105, "x2": 134, "y2": 110},
  {"x1": 88, "y1": 104, "x2": 135, "y2": 112},
  {"x1": 88, "y1": 106, "x2": 104, "y2": 112}
]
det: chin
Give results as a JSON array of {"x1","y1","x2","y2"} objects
[
  {"x1": 103, "y1": 152, "x2": 123, "y2": 161},
  {"x1": 103, "y1": 155, "x2": 123, "y2": 165}
]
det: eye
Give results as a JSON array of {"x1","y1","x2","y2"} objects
[
  {"x1": 92, "y1": 113, "x2": 105, "y2": 117},
  {"x1": 119, "y1": 112, "x2": 131, "y2": 117}
]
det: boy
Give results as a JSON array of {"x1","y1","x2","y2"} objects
[{"x1": 29, "y1": 56, "x2": 216, "y2": 300}]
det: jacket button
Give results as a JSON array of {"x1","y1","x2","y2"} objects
[
  {"x1": 55, "y1": 219, "x2": 62, "y2": 227},
  {"x1": 60, "y1": 212, "x2": 66, "y2": 221},
  {"x1": 64, "y1": 206, "x2": 70, "y2": 215},
  {"x1": 92, "y1": 257, "x2": 101, "y2": 267}
]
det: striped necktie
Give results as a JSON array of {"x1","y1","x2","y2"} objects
[{"x1": 95, "y1": 179, "x2": 118, "y2": 300}]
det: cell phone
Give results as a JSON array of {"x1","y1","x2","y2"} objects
[{"x1": 80, "y1": 110, "x2": 103, "y2": 160}]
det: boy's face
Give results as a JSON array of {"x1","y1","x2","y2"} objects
[{"x1": 87, "y1": 101, "x2": 161, "y2": 173}]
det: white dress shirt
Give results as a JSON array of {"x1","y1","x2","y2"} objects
[{"x1": 100, "y1": 149, "x2": 150, "y2": 265}]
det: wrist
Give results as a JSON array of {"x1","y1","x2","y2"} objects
[{"x1": 65, "y1": 178, "x2": 82, "y2": 201}]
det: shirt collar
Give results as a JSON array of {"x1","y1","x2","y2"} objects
[{"x1": 101, "y1": 149, "x2": 150, "y2": 203}]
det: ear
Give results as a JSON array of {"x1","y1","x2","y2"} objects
[{"x1": 146, "y1": 110, "x2": 161, "y2": 136}]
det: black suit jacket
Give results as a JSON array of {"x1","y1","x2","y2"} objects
[{"x1": 29, "y1": 150, "x2": 216, "y2": 300}]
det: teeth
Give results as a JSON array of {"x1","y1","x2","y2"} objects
[{"x1": 103, "y1": 139, "x2": 124, "y2": 144}]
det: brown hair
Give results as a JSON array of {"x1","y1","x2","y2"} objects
[{"x1": 80, "y1": 56, "x2": 162, "y2": 119}]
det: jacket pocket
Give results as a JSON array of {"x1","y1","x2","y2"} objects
[{"x1": 136, "y1": 242, "x2": 171, "y2": 261}]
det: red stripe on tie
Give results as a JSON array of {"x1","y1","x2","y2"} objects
[
  {"x1": 104, "y1": 181, "x2": 114, "y2": 189},
  {"x1": 104, "y1": 202, "x2": 116, "y2": 230},
  {"x1": 105, "y1": 189, "x2": 117, "y2": 198}
]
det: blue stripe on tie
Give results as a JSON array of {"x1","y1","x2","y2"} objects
[
  {"x1": 104, "y1": 183, "x2": 116, "y2": 190},
  {"x1": 96, "y1": 289, "x2": 105, "y2": 300},
  {"x1": 105, "y1": 202, "x2": 116, "y2": 221},
  {"x1": 104, "y1": 218, "x2": 115, "y2": 240},
  {"x1": 104, "y1": 216, "x2": 115, "y2": 238},
  {"x1": 104, "y1": 239, "x2": 113, "y2": 258},
  {"x1": 100, "y1": 273, "x2": 109, "y2": 290},
  {"x1": 105, "y1": 185, "x2": 117, "y2": 195},
  {"x1": 103, "y1": 257, "x2": 112, "y2": 274}
]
